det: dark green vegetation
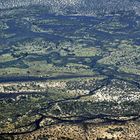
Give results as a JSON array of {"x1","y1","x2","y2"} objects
[
  {"x1": 0, "y1": 5, "x2": 140, "y2": 140},
  {"x1": 0, "y1": 7, "x2": 140, "y2": 78}
]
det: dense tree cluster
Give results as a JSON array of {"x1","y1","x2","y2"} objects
[{"x1": 0, "y1": 0, "x2": 140, "y2": 15}]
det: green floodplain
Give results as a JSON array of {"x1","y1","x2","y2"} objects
[{"x1": 0, "y1": 6, "x2": 140, "y2": 140}]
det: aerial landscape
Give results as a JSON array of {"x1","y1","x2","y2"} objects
[{"x1": 0, "y1": 0, "x2": 140, "y2": 140}]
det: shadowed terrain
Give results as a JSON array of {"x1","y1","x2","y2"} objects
[{"x1": 0, "y1": 1, "x2": 140, "y2": 140}]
